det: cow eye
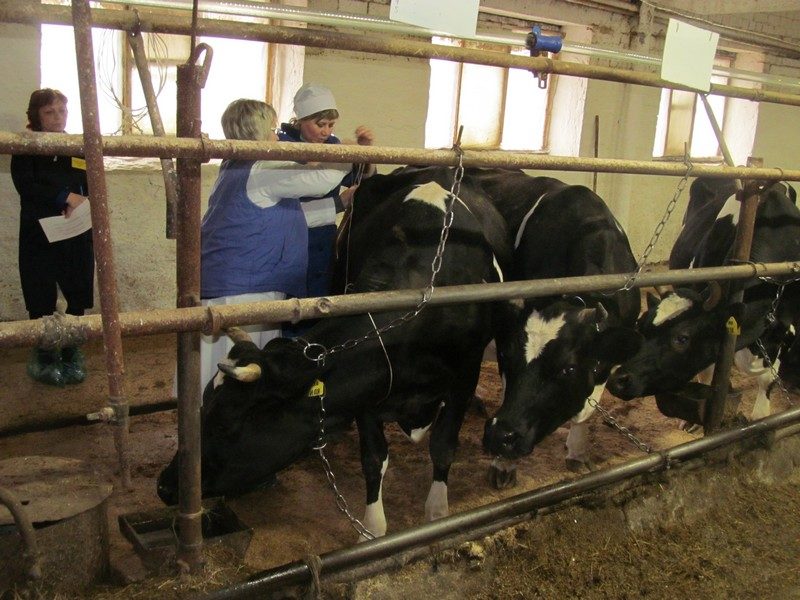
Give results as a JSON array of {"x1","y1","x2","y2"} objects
[
  {"x1": 560, "y1": 365, "x2": 577, "y2": 378},
  {"x1": 671, "y1": 333, "x2": 690, "y2": 352}
]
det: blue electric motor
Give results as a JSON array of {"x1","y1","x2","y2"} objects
[{"x1": 525, "y1": 25, "x2": 562, "y2": 88}]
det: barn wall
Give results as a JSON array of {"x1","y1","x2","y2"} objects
[{"x1": 0, "y1": 2, "x2": 798, "y2": 321}]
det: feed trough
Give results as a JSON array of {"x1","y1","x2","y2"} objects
[{"x1": 118, "y1": 497, "x2": 252, "y2": 572}]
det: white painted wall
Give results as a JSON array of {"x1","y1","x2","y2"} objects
[{"x1": 0, "y1": 2, "x2": 798, "y2": 322}]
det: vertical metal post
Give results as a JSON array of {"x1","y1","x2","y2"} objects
[
  {"x1": 704, "y1": 185, "x2": 760, "y2": 431},
  {"x1": 592, "y1": 114, "x2": 599, "y2": 192},
  {"x1": 71, "y1": 0, "x2": 131, "y2": 488},
  {"x1": 127, "y1": 21, "x2": 180, "y2": 239},
  {"x1": 697, "y1": 93, "x2": 756, "y2": 432},
  {"x1": 174, "y1": 43, "x2": 212, "y2": 573}
]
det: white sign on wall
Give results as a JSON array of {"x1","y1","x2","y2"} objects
[
  {"x1": 660, "y1": 18, "x2": 720, "y2": 92},
  {"x1": 390, "y1": 0, "x2": 479, "y2": 38}
]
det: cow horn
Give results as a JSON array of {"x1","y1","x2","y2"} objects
[
  {"x1": 654, "y1": 285, "x2": 672, "y2": 298},
  {"x1": 702, "y1": 281, "x2": 722, "y2": 311},
  {"x1": 218, "y1": 361, "x2": 262, "y2": 382},
  {"x1": 226, "y1": 327, "x2": 253, "y2": 344},
  {"x1": 578, "y1": 304, "x2": 608, "y2": 329}
]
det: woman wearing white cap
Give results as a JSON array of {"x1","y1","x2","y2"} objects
[
  {"x1": 278, "y1": 83, "x2": 375, "y2": 312},
  {"x1": 198, "y1": 98, "x2": 352, "y2": 394}
]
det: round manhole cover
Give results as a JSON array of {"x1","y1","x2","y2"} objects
[{"x1": 0, "y1": 456, "x2": 113, "y2": 525}]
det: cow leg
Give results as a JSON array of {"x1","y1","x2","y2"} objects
[
  {"x1": 565, "y1": 384, "x2": 603, "y2": 472},
  {"x1": 426, "y1": 394, "x2": 470, "y2": 522},
  {"x1": 677, "y1": 365, "x2": 716, "y2": 433},
  {"x1": 734, "y1": 348, "x2": 773, "y2": 420},
  {"x1": 356, "y1": 414, "x2": 389, "y2": 539}
]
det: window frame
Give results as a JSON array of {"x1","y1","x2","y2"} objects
[{"x1": 425, "y1": 36, "x2": 554, "y2": 152}]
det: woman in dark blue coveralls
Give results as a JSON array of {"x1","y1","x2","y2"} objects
[
  {"x1": 10, "y1": 89, "x2": 93, "y2": 386},
  {"x1": 278, "y1": 83, "x2": 375, "y2": 335}
]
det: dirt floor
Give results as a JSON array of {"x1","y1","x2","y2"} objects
[{"x1": 1, "y1": 333, "x2": 799, "y2": 599}]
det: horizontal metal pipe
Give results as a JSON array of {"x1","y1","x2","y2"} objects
[
  {"x1": 0, "y1": 132, "x2": 798, "y2": 181},
  {"x1": 38, "y1": 260, "x2": 800, "y2": 350},
  {"x1": 205, "y1": 406, "x2": 800, "y2": 599},
  {"x1": 3, "y1": 3, "x2": 800, "y2": 108},
  {"x1": 1, "y1": 261, "x2": 797, "y2": 349}
]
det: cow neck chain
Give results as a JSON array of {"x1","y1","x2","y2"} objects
[
  {"x1": 311, "y1": 390, "x2": 377, "y2": 540},
  {"x1": 301, "y1": 150, "x2": 465, "y2": 368},
  {"x1": 587, "y1": 397, "x2": 654, "y2": 454},
  {"x1": 753, "y1": 281, "x2": 798, "y2": 408},
  {"x1": 616, "y1": 158, "x2": 694, "y2": 293}
]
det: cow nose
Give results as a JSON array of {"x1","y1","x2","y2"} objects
[
  {"x1": 607, "y1": 371, "x2": 632, "y2": 399},
  {"x1": 483, "y1": 419, "x2": 520, "y2": 455}
]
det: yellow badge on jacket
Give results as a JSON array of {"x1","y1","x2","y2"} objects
[{"x1": 71, "y1": 157, "x2": 87, "y2": 170}]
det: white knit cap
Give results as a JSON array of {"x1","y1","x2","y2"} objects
[{"x1": 293, "y1": 83, "x2": 337, "y2": 119}]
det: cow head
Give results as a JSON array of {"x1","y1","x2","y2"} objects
[
  {"x1": 157, "y1": 336, "x2": 325, "y2": 505},
  {"x1": 483, "y1": 298, "x2": 641, "y2": 459},
  {"x1": 606, "y1": 288, "x2": 771, "y2": 401}
]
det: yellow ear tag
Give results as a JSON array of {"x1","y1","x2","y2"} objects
[
  {"x1": 71, "y1": 157, "x2": 87, "y2": 170},
  {"x1": 308, "y1": 379, "x2": 325, "y2": 397},
  {"x1": 726, "y1": 317, "x2": 741, "y2": 336}
]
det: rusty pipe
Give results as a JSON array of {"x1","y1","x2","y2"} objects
[
  {"x1": 0, "y1": 132, "x2": 798, "y2": 181},
  {"x1": 173, "y1": 41, "x2": 212, "y2": 574},
  {"x1": 5, "y1": 3, "x2": 800, "y2": 108},
  {"x1": 0, "y1": 486, "x2": 41, "y2": 580},
  {"x1": 1, "y1": 262, "x2": 799, "y2": 349},
  {"x1": 72, "y1": 0, "x2": 132, "y2": 489},
  {"x1": 127, "y1": 22, "x2": 180, "y2": 239}
]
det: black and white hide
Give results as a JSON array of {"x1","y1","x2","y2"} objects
[
  {"x1": 461, "y1": 168, "x2": 642, "y2": 487},
  {"x1": 157, "y1": 168, "x2": 511, "y2": 539},
  {"x1": 607, "y1": 181, "x2": 800, "y2": 424}
]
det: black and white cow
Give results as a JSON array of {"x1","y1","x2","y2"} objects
[
  {"x1": 607, "y1": 181, "x2": 800, "y2": 423},
  {"x1": 459, "y1": 168, "x2": 642, "y2": 487},
  {"x1": 157, "y1": 168, "x2": 511, "y2": 537}
]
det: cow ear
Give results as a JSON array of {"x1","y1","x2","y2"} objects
[
  {"x1": 591, "y1": 327, "x2": 643, "y2": 364},
  {"x1": 701, "y1": 281, "x2": 722, "y2": 311}
]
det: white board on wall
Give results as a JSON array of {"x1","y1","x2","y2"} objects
[
  {"x1": 660, "y1": 18, "x2": 719, "y2": 92},
  {"x1": 389, "y1": 0, "x2": 479, "y2": 37}
]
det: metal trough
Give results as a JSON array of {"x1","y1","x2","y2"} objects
[
  {"x1": 118, "y1": 497, "x2": 252, "y2": 572},
  {"x1": 0, "y1": 455, "x2": 113, "y2": 596}
]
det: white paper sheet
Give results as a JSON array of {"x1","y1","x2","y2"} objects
[
  {"x1": 390, "y1": 0, "x2": 479, "y2": 37},
  {"x1": 38, "y1": 199, "x2": 92, "y2": 243},
  {"x1": 661, "y1": 18, "x2": 719, "y2": 92}
]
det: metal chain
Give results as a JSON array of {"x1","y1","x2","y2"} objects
[
  {"x1": 587, "y1": 397, "x2": 653, "y2": 454},
  {"x1": 312, "y1": 392, "x2": 376, "y2": 540},
  {"x1": 619, "y1": 159, "x2": 694, "y2": 292},
  {"x1": 753, "y1": 282, "x2": 797, "y2": 407},
  {"x1": 301, "y1": 149, "x2": 466, "y2": 367},
  {"x1": 301, "y1": 148, "x2": 465, "y2": 538}
]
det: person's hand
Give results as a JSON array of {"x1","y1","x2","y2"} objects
[
  {"x1": 64, "y1": 192, "x2": 87, "y2": 218},
  {"x1": 340, "y1": 185, "x2": 359, "y2": 208},
  {"x1": 355, "y1": 126, "x2": 374, "y2": 146}
]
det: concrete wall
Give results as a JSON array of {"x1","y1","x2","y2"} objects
[{"x1": 0, "y1": 2, "x2": 799, "y2": 322}]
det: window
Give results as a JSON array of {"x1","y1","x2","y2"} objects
[
  {"x1": 425, "y1": 37, "x2": 551, "y2": 151},
  {"x1": 653, "y1": 55, "x2": 732, "y2": 159},
  {"x1": 41, "y1": 17, "x2": 273, "y2": 139}
]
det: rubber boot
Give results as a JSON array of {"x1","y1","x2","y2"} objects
[
  {"x1": 61, "y1": 346, "x2": 87, "y2": 384},
  {"x1": 27, "y1": 348, "x2": 65, "y2": 387}
]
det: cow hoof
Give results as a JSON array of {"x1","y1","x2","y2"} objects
[
  {"x1": 488, "y1": 464, "x2": 517, "y2": 489},
  {"x1": 565, "y1": 458, "x2": 593, "y2": 473},
  {"x1": 470, "y1": 394, "x2": 489, "y2": 417},
  {"x1": 679, "y1": 420, "x2": 703, "y2": 434}
]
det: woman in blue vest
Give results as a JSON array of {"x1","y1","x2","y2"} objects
[
  {"x1": 200, "y1": 98, "x2": 351, "y2": 392},
  {"x1": 278, "y1": 83, "x2": 375, "y2": 305}
]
